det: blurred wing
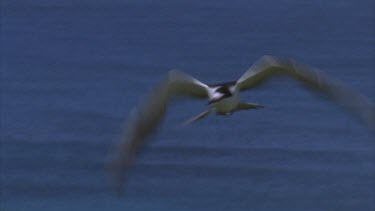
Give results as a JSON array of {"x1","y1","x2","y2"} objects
[
  {"x1": 109, "y1": 70, "x2": 208, "y2": 194},
  {"x1": 237, "y1": 55, "x2": 375, "y2": 132}
]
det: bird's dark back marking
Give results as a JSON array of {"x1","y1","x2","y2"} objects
[
  {"x1": 207, "y1": 83, "x2": 234, "y2": 105},
  {"x1": 206, "y1": 81, "x2": 237, "y2": 105},
  {"x1": 216, "y1": 86, "x2": 232, "y2": 95},
  {"x1": 208, "y1": 81, "x2": 237, "y2": 88}
]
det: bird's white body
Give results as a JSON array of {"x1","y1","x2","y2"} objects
[{"x1": 213, "y1": 95, "x2": 238, "y2": 113}]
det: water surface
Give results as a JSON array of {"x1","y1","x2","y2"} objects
[{"x1": 2, "y1": 0, "x2": 374, "y2": 210}]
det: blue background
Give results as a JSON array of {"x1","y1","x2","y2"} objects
[{"x1": 2, "y1": 0, "x2": 374, "y2": 210}]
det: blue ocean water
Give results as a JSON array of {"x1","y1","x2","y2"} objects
[{"x1": 1, "y1": 0, "x2": 374, "y2": 210}]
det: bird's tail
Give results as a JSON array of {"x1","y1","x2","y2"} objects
[
  {"x1": 236, "y1": 102, "x2": 264, "y2": 110},
  {"x1": 181, "y1": 109, "x2": 212, "y2": 126}
]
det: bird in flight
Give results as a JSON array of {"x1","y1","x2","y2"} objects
[{"x1": 109, "y1": 55, "x2": 374, "y2": 194}]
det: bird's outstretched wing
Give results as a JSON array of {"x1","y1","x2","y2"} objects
[
  {"x1": 237, "y1": 55, "x2": 375, "y2": 132},
  {"x1": 109, "y1": 70, "x2": 208, "y2": 195}
]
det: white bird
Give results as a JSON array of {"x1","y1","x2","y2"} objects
[{"x1": 109, "y1": 55, "x2": 374, "y2": 194}]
